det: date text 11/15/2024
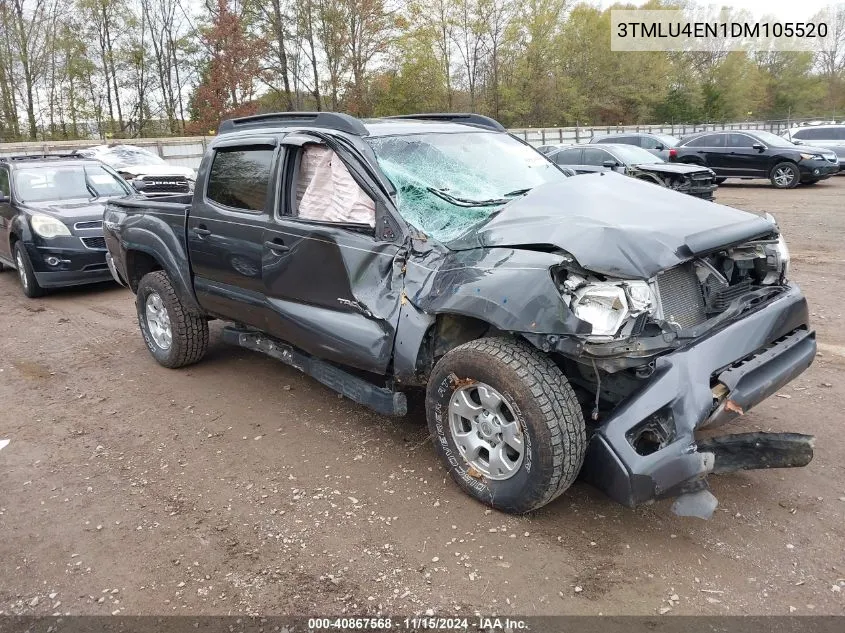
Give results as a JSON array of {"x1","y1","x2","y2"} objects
[{"x1": 307, "y1": 616, "x2": 530, "y2": 630}]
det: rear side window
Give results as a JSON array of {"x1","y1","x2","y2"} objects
[
  {"x1": 685, "y1": 134, "x2": 724, "y2": 148},
  {"x1": 552, "y1": 148, "x2": 581, "y2": 164},
  {"x1": 792, "y1": 128, "x2": 824, "y2": 141},
  {"x1": 206, "y1": 147, "x2": 275, "y2": 212}
]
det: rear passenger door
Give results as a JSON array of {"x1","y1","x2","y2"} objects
[
  {"x1": 259, "y1": 134, "x2": 405, "y2": 375},
  {"x1": 187, "y1": 138, "x2": 280, "y2": 327}
]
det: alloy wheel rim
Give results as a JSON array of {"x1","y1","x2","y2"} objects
[
  {"x1": 145, "y1": 292, "x2": 172, "y2": 350},
  {"x1": 16, "y1": 251, "x2": 27, "y2": 290},
  {"x1": 774, "y1": 167, "x2": 794, "y2": 187},
  {"x1": 448, "y1": 382, "x2": 525, "y2": 480}
]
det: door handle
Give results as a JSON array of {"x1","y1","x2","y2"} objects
[
  {"x1": 193, "y1": 227, "x2": 211, "y2": 237},
  {"x1": 264, "y1": 240, "x2": 290, "y2": 254}
]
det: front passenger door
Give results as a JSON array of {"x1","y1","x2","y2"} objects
[
  {"x1": 260, "y1": 136, "x2": 405, "y2": 375},
  {"x1": 724, "y1": 133, "x2": 766, "y2": 177}
]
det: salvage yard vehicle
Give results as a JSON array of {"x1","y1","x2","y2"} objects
[
  {"x1": 0, "y1": 154, "x2": 133, "y2": 297},
  {"x1": 77, "y1": 144, "x2": 197, "y2": 197},
  {"x1": 590, "y1": 131, "x2": 681, "y2": 160},
  {"x1": 547, "y1": 143, "x2": 718, "y2": 199},
  {"x1": 782, "y1": 124, "x2": 845, "y2": 171},
  {"x1": 670, "y1": 130, "x2": 840, "y2": 188},
  {"x1": 104, "y1": 111, "x2": 816, "y2": 518}
]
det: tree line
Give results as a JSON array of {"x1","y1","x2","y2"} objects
[{"x1": 0, "y1": 0, "x2": 843, "y2": 141}]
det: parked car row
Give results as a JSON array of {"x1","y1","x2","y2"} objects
[
  {"x1": 1, "y1": 112, "x2": 817, "y2": 520},
  {"x1": 542, "y1": 126, "x2": 844, "y2": 189}
]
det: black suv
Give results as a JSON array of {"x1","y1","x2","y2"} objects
[
  {"x1": 0, "y1": 154, "x2": 133, "y2": 297},
  {"x1": 670, "y1": 130, "x2": 839, "y2": 188},
  {"x1": 104, "y1": 112, "x2": 815, "y2": 518}
]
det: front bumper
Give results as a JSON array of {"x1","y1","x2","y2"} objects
[
  {"x1": 799, "y1": 161, "x2": 839, "y2": 179},
  {"x1": 25, "y1": 240, "x2": 113, "y2": 288},
  {"x1": 578, "y1": 284, "x2": 815, "y2": 509}
]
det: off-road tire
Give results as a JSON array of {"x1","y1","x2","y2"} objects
[
  {"x1": 425, "y1": 337, "x2": 586, "y2": 513},
  {"x1": 136, "y1": 271, "x2": 208, "y2": 368},
  {"x1": 14, "y1": 242, "x2": 45, "y2": 298},
  {"x1": 770, "y1": 162, "x2": 800, "y2": 189}
]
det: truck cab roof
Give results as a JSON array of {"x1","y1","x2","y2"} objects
[{"x1": 215, "y1": 112, "x2": 506, "y2": 141}]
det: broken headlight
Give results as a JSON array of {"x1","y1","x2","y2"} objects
[
  {"x1": 763, "y1": 213, "x2": 790, "y2": 283},
  {"x1": 564, "y1": 275, "x2": 655, "y2": 338}
]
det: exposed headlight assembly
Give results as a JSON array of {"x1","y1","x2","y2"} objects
[
  {"x1": 763, "y1": 213, "x2": 790, "y2": 283},
  {"x1": 564, "y1": 275, "x2": 655, "y2": 338},
  {"x1": 30, "y1": 214, "x2": 71, "y2": 238}
]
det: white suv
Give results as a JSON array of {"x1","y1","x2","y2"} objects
[{"x1": 782, "y1": 124, "x2": 845, "y2": 170}]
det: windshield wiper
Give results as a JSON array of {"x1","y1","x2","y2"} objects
[
  {"x1": 503, "y1": 187, "x2": 533, "y2": 197},
  {"x1": 426, "y1": 187, "x2": 511, "y2": 207}
]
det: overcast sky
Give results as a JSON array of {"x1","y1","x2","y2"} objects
[{"x1": 601, "y1": 1, "x2": 837, "y2": 20}]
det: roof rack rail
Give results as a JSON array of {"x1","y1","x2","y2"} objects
[
  {"x1": 0, "y1": 153, "x2": 88, "y2": 162},
  {"x1": 218, "y1": 112, "x2": 368, "y2": 136},
  {"x1": 383, "y1": 113, "x2": 506, "y2": 132}
]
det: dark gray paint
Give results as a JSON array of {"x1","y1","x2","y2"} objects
[{"x1": 103, "y1": 117, "x2": 816, "y2": 514}]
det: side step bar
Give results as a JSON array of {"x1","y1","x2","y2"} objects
[{"x1": 221, "y1": 326, "x2": 407, "y2": 417}]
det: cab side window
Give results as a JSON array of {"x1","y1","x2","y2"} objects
[
  {"x1": 294, "y1": 144, "x2": 375, "y2": 227},
  {"x1": 583, "y1": 148, "x2": 614, "y2": 166},
  {"x1": 206, "y1": 147, "x2": 275, "y2": 212}
]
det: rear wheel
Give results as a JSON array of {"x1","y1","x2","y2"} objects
[
  {"x1": 425, "y1": 337, "x2": 586, "y2": 513},
  {"x1": 13, "y1": 242, "x2": 45, "y2": 298},
  {"x1": 770, "y1": 162, "x2": 800, "y2": 189},
  {"x1": 136, "y1": 271, "x2": 209, "y2": 368}
]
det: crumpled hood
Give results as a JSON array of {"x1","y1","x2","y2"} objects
[
  {"x1": 457, "y1": 171, "x2": 775, "y2": 279},
  {"x1": 116, "y1": 164, "x2": 195, "y2": 178},
  {"x1": 634, "y1": 162, "x2": 713, "y2": 176}
]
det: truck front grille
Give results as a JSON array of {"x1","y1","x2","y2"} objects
[
  {"x1": 138, "y1": 176, "x2": 190, "y2": 193},
  {"x1": 656, "y1": 264, "x2": 707, "y2": 329}
]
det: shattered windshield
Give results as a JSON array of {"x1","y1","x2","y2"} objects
[{"x1": 367, "y1": 132, "x2": 567, "y2": 242}]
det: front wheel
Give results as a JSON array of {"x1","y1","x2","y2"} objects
[
  {"x1": 770, "y1": 162, "x2": 800, "y2": 189},
  {"x1": 14, "y1": 242, "x2": 45, "y2": 298},
  {"x1": 136, "y1": 270, "x2": 209, "y2": 368},
  {"x1": 425, "y1": 337, "x2": 586, "y2": 513}
]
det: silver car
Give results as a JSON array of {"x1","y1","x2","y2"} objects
[
  {"x1": 782, "y1": 125, "x2": 845, "y2": 170},
  {"x1": 590, "y1": 132, "x2": 681, "y2": 160}
]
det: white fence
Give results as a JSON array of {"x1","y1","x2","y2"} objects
[{"x1": 0, "y1": 119, "x2": 810, "y2": 170}]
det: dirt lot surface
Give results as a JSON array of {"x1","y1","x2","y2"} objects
[{"x1": 1, "y1": 177, "x2": 844, "y2": 618}]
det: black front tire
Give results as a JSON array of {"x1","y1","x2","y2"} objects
[
  {"x1": 13, "y1": 242, "x2": 45, "y2": 298},
  {"x1": 425, "y1": 337, "x2": 586, "y2": 514},
  {"x1": 136, "y1": 270, "x2": 209, "y2": 368},
  {"x1": 770, "y1": 162, "x2": 800, "y2": 189}
]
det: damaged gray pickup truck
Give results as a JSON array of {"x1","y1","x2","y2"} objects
[{"x1": 103, "y1": 112, "x2": 816, "y2": 519}]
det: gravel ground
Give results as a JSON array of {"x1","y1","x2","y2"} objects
[{"x1": 1, "y1": 177, "x2": 844, "y2": 617}]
